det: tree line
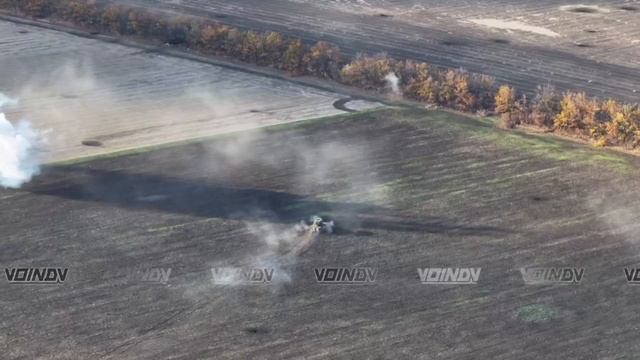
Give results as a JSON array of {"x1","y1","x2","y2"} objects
[
  {"x1": 495, "y1": 85, "x2": 640, "y2": 148},
  {"x1": 2, "y1": 0, "x2": 639, "y2": 149}
]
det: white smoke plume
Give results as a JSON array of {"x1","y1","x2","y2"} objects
[
  {"x1": 588, "y1": 186, "x2": 640, "y2": 247},
  {"x1": 209, "y1": 215, "x2": 335, "y2": 287},
  {"x1": 0, "y1": 93, "x2": 42, "y2": 188},
  {"x1": 385, "y1": 72, "x2": 401, "y2": 96},
  {"x1": 243, "y1": 220, "x2": 300, "y2": 284},
  {"x1": 10, "y1": 60, "x2": 242, "y2": 162}
]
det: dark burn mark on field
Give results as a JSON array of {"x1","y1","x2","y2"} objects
[
  {"x1": 491, "y1": 38, "x2": 510, "y2": 44},
  {"x1": 440, "y1": 39, "x2": 465, "y2": 46},
  {"x1": 248, "y1": 109, "x2": 274, "y2": 115},
  {"x1": 569, "y1": 6, "x2": 600, "y2": 13},
  {"x1": 584, "y1": 29, "x2": 598, "y2": 33},
  {"x1": 244, "y1": 326, "x2": 269, "y2": 334},
  {"x1": 619, "y1": 5, "x2": 638, "y2": 11},
  {"x1": 376, "y1": 13, "x2": 393, "y2": 18},
  {"x1": 81, "y1": 140, "x2": 103, "y2": 147},
  {"x1": 574, "y1": 43, "x2": 594, "y2": 48},
  {"x1": 29, "y1": 159, "x2": 506, "y2": 236}
]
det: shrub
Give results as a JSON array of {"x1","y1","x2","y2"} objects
[
  {"x1": 415, "y1": 76, "x2": 440, "y2": 104},
  {"x1": 198, "y1": 23, "x2": 231, "y2": 53},
  {"x1": 239, "y1": 31, "x2": 265, "y2": 64},
  {"x1": 605, "y1": 106, "x2": 640, "y2": 147},
  {"x1": 495, "y1": 85, "x2": 518, "y2": 128},
  {"x1": 303, "y1": 41, "x2": 342, "y2": 79},
  {"x1": 101, "y1": 4, "x2": 127, "y2": 34},
  {"x1": 530, "y1": 85, "x2": 561, "y2": 128},
  {"x1": 160, "y1": 16, "x2": 192, "y2": 45},
  {"x1": 469, "y1": 74, "x2": 496, "y2": 111},
  {"x1": 600, "y1": 99, "x2": 623, "y2": 123},
  {"x1": 126, "y1": 8, "x2": 155, "y2": 36},
  {"x1": 398, "y1": 60, "x2": 433, "y2": 99},
  {"x1": 340, "y1": 54, "x2": 394, "y2": 91},
  {"x1": 282, "y1": 39, "x2": 305, "y2": 74},
  {"x1": 263, "y1": 32, "x2": 285, "y2": 66},
  {"x1": 61, "y1": 0, "x2": 99, "y2": 27},
  {"x1": 224, "y1": 28, "x2": 244, "y2": 57},
  {"x1": 554, "y1": 92, "x2": 598, "y2": 133},
  {"x1": 438, "y1": 70, "x2": 458, "y2": 106},
  {"x1": 21, "y1": 0, "x2": 58, "y2": 18},
  {"x1": 452, "y1": 71, "x2": 476, "y2": 111},
  {"x1": 495, "y1": 85, "x2": 516, "y2": 114},
  {"x1": 554, "y1": 93, "x2": 579, "y2": 130},
  {"x1": 515, "y1": 94, "x2": 530, "y2": 125},
  {"x1": 0, "y1": 0, "x2": 19, "y2": 12}
]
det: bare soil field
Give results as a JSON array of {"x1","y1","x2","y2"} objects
[
  {"x1": 0, "y1": 20, "x2": 382, "y2": 163},
  {"x1": 3, "y1": 108, "x2": 640, "y2": 359},
  {"x1": 123, "y1": 0, "x2": 640, "y2": 101}
]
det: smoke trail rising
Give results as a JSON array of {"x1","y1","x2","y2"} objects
[
  {"x1": 0, "y1": 93, "x2": 42, "y2": 188},
  {"x1": 385, "y1": 72, "x2": 400, "y2": 96}
]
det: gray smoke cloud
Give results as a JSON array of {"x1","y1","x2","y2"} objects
[
  {"x1": 588, "y1": 186, "x2": 640, "y2": 248},
  {"x1": 6, "y1": 59, "x2": 387, "y2": 288},
  {"x1": 0, "y1": 93, "x2": 43, "y2": 188},
  {"x1": 195, "y1": 127, "x2": 389, "y2": 289},
  {"x1": 171, "y1": 116, "x2": 390, "y2": 293},
  {"x1": 8, "y1": 60, "x2": 242, "y2": 163},
  {"x1": 385, "y1": 72, "x2": 401, "y2": 96}
]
